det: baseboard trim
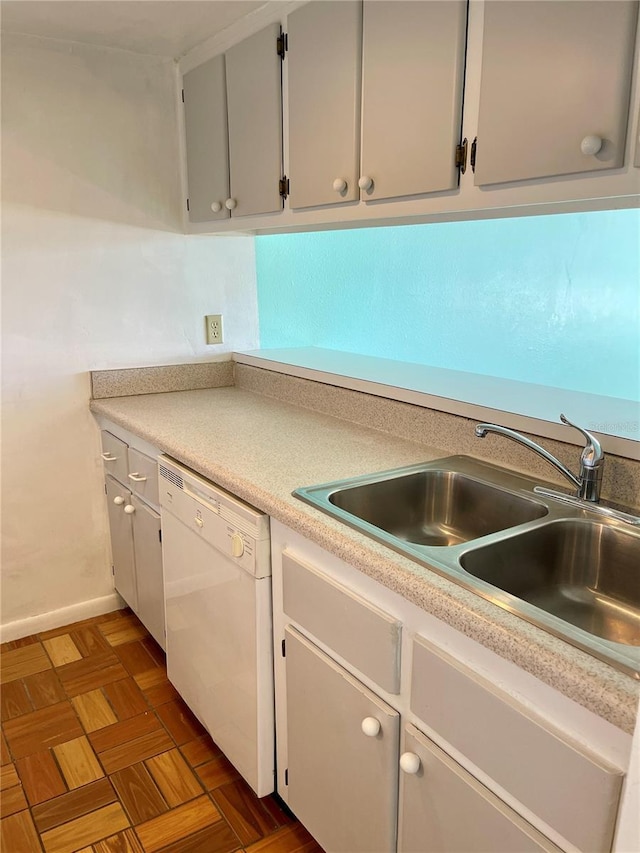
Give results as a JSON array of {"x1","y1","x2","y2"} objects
[{"x1": 0, "y1": 593, "x2": 125, "y2": 643}]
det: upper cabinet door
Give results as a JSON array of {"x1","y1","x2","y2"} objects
[
  {"x1": 475, "y1": 1, "x2": 639, "y2": 186},
  {"x1": 226, "y1": 23, "x2": 283, "y2": 217},
  {"x1": 183, "y1": 55, "x2": 230, "y2": 223},
  {"x1": 288, "y1": 1, "x2": 363, "y2": 209},
  {"x1": 360, "y1": 1, "x2": 468, "y2": 201}
]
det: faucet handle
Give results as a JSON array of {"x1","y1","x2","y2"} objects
[{"x1": 559, "y1": 414, "x2": 603, "y2": 468}]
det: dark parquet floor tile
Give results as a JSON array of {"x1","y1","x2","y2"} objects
[{"x1": 0, "y1": 609, "x2": 324, "y2": 853}]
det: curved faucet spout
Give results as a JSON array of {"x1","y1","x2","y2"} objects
[
  {"x1": 474, "y1": 424, "x2": 581, "y2": 490},
  {"x1": 475, "y1": 416, "x2": 604, "y2": 502}
]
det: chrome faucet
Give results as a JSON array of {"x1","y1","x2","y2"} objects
[{"x1": 474, "y1": 413, "x2": 604, "y2": 502}]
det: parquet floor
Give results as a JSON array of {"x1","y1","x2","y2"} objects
[{"x1": 0, "y1": 609, "x2": 323, "y2": 853}]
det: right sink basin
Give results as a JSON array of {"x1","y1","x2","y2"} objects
[{"x1": 460, "y1": 519, "x2": 640, "y2": 647}]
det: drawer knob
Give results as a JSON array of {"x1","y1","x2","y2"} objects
[
  {"x1": 400, "y1": 752, "x2": 421, "y2": 774},
  {"x1": 361, "y1": 717, "x2": 381, "y2": 737},
  {"x1": 358, "y1": 175, "x2": 373, "y2": 191},
  {"x1": 194, "y1": 517, "x2": 204, "y2": 528},
  {"x1": 113, "y1": 496, "x2": 125, "y2": 506},
  {"x1": 101, "y1": 452, "x2": 117, "y2": 461},
  {"x1": 124, "y1": 504, "x2": 136, "y2": 515},
  {"x1": 225, "y1": 198, "x2": 237, "y2": 210},
  {"x1": 210, "y1": 201, "x2": 222, "y2": 212},
  {"x1": 332, "y1": 178, "x2": 347, "y2": 193},
  {"x1": 580, "y1": 135, "x2": 603, "y2": 156},
  {"x1": 128, "y1": 473, "x2": 147, "y2": 483}
]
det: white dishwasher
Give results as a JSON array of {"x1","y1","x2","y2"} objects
[{"x1": 158, "y1": 456, "x2": 274, "y2": 796}]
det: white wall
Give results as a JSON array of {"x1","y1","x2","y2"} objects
[{"x1": 1, "y1": 33, "x2": 259, "y2": 636}]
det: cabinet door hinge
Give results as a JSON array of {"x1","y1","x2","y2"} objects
[
  {"x1": 455, "y1": 138, "x2": 468, "y2": 174},
  {"x1": 111, "y1": 564, "x2": 115, "y2": 576},
  {"x1": 277, "y1": 30, "x2": 288, "y2": 60},
  {"x1": 186, "y1": 198, "x2": 190, "y2": 212},
  {"x1": 281, "y1": 638, "x2": 286, "y2": 657},
  {"x1": 158, "y1": 529, "x2": 162, "y2": 544},
  {"x1": 181, "y1": 88, "x2": 184, "y2": 103},
  {"x1": 470, "y1": 137, "x2": 478, "y2": 173},
  {"x1": 284, "y1": 768, "x2": 289, "y2": 785},
  {"x1": 279, "y1": 176, "x2": 290, "y2": 199},
  {"x1": 104, "y1": 483, "x2": 108, "y2": 495}
]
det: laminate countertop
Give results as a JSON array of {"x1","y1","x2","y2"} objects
[{"x1": 90, "y1": 386, "x2": 639, "y2": 733}]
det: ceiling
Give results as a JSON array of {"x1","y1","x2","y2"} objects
[{"x1": 0, "y1": 1, "x2": 267, "y2": 58}]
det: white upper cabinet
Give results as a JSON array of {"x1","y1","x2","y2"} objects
[
  {"x1": 183, "y1": 55, "x2": 229, "y2": 223},
  {"x1": 474, "y1": 1, "x2": 639, "y2": 185},
  {"x1": 226, "y1": 23, "x2": 284, "y2": 217},
  {"x1": 287, "y1": 1, "x2": 362, "y2": 209},
  {"x1": 182, "y1": 23, "x2": 283, "y2": 223},
  {"x1": 360, "y1": 0, "x2": 468, "y2": 201},
  {"x1": 181, "y1": 1, "x2": 640, "y2": 232}
]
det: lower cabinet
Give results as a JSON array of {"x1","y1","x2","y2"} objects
[
  {"x1": 130, "y1": 495, "x2": 163, "y2": 648},
  {"x1": 399, "y1": 724, "x2": 558, "y2": 853},
  {"x1": 101, "y1": 428, "x2": 165, "y2": 649},
  {"x1": 105, "y1": 475, "x2": 137, "y2": 612},
  {"x1": 285, "y1": 626, "x2": 399, "y2": 853},
  {"x1": 272, "y1": 522, "x2": 626, "y2": 853}
]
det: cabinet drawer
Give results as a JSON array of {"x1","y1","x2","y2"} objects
[
  {"x1": 127, "y1": 448, "x2": 159, "y2": 507},
  {"x1": 410, "y1": 636, "x2": 623, "y2": 852},
  {"x1": 101, "y1": 430, "x2": 129, "y2": 486},
  {"x1": 282, "y1": 551, "x2": 401, "y2": 693}
]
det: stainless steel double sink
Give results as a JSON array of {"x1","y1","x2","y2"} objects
[{"x1": 293, "y1": 456, "x2": 640, "y2": 678}]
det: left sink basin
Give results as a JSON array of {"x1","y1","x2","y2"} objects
[
  {"x1": 327, "y1": 468, "x2": 547, "y2": 546},
  {"x1": 294, "y1": 456, "x2": 548, "y2": 547}
]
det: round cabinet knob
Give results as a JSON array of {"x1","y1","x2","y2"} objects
[
  {"x1": 581, "y1": 135, "x2": 603, "y2": 156},
  {"x1": 124, "y1": 504, "x2": 135, "y2": 515},
  {"x1": 210, "y1": 201, "x2": 222, "y2": 213},
  {"x1": 113, "y1": 496, "x2": 125, "y2": 506},
  {"x1": 358, "y1": 175, "x2": 373, "y2": 191},
  {"x1": 361, "y1": 717, "x2": 381, "y2": 737},
  {"x1": 332, "y1": 178, "x2": 347, "y2": 193},
  {"x1": 400, "y1": 752, "x2": 421, "y2": 775},
  {"x1": 225, "y1": 198, "x2": 237, "y2": 210},
  {"x1": 230, "y1": 533, "x2": 245, "y2": 558}
]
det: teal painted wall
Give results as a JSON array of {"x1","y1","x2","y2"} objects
[{"x1": 255, "y1": 209, "x2": 640, "y2": 401}]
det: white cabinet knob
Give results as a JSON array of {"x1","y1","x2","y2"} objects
[
  {"x1": 581, "y1": 135, "x2": 603, "y2": 156},
  {"x1": 225, "y1": 198, "x2": 237, "y2": 210},
  {"x1": 358, "y1": 175, "x2": 373, "y2": 191},
  {"x1": 333, "y1": 178, "x2": 347, "y2": 193},
  {"x1": 361, "y1": 717, "x2": 381, "y2": 737},
  {"x1": 211, "y1": 201, "x2": 222, "y2": 212},
  {"x1": 113, "y1": 496, "x2": 125, "y2": 506},
  {"x1": 124, "y1": 504, "x2": 135, "y2": 515},
  {"x1": 400, "y1": 752, "x2": 421, "y2": 774},
  {"x1": 231, "y1": 533, "x2": 245, "y2": 558}
]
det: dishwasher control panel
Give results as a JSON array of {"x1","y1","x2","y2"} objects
[{"x1": 158, "y1": 456, "x2": 271, "y2": 578}]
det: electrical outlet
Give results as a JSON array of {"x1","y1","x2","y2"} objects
[{"x1": 205, "y1": 314, "x2": 223, "y2": 345}]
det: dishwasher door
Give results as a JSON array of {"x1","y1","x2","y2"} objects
[{"x1": 162, "y1": 496, "x2": 274, "y2": 797}]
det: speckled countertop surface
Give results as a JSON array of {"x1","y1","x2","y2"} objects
[{"x1": 90, "y1": 386, "x2": 639, "y2": 733}]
